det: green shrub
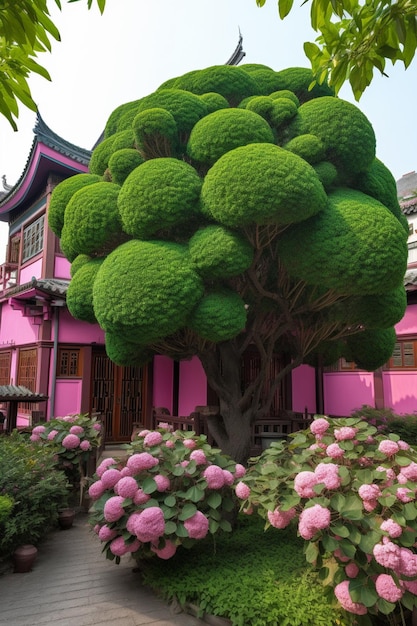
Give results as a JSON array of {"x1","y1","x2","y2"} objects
[
  {"x1": 141, "y1": 514, "x2": 351, "y2": 626},
  {"x1": 0, "y1": 432, "x2": 70, "y2": 559}
]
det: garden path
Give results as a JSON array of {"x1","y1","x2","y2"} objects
[{"x1": 0, "y1": 512, "x2": 203, "y2": 626}]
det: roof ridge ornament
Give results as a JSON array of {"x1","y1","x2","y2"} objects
[{"x1": 225, "y1": 29, "x2": 245, "y2": 66}]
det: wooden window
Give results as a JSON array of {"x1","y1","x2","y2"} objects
[
  {"x1": 57, "y1": 348, "x2": 82, "y2": 377},
  {"x1": 388, "y1": 341, "x2": 417, "y2": 369},
  {"x1": 22, "y1": 215, "x2": 44, "y2": 263},
  {"x1": 0, "y1": 351, "x2": 11, "y2": 385},
  {"x1": 17, "y1": 348, "x2": 37, "y2": 413},
  {"x1": 324, "y1": 358, "x2": 359, "y2": 372},
  {"x1": 9, "y1": 235, "x2": 21, "y2": 264}
]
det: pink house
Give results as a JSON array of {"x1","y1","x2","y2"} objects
[{"x1": 0, "y1": 116, "x2": 416, "y2": 444}]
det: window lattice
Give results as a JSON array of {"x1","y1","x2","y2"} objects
[
  {"x1": 0, "y1": 351, "x2": 11, "y2": 385},
  {"x1": 17, "y1": 348, "x2": 37, "y2": 413},
  {"x1": 57, "y1": 348, "x2": 81, "y2": 377},
  {"x1": 389, "y1": 342, "x2": 417, "y2": 369},
  {"x1": 22, "y1": 215, "x2": 44, "y2": 263}
]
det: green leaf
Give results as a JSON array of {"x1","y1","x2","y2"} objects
[
  {"x1": 164, "y1": 495, "x2": 176, "y2": 507},
  {"x1": 183, "y1": 485, "x2": 205, "y2": 503},
  {"x1": 330, "y1": 522, "x2": 350, "y2": 538},
  {"x1": 141, "y1": 477, "x2": 157, "y2": 494},
  {"x1": 209, "y1": 518, "x2": 220, "y2": 533},
  {"x1": 404, "y1": 502, "x2": 417, "y2": 520},
  {"x1": 207, "y1": 492, "x2": 222, "y2": 509},
  {"x1": 376, "y1": 598, "x2": 396, "y2": 615},
  {"x1": 178, "y1": 503, "x2": 197, "y2": 521},
  {"x1": 164, "y1": 520, "x2": 177, "y2": 535},
  {"x1": 305, "y1": 541, "x2": 319, "y2": 564},
  {"x1": 278, "y1": 0, "x2": 294, "y2": 19}
]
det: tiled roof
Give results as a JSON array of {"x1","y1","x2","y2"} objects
[
  {"x1": 0, "y1": 385, "x2": 47, "y2": 401},
  {"x1": 397, "y1": 171, "x2": 417, "y2": 201},
  {"x1": 405, "y1": 268, "x2": 417, "y2": 290},
  {"x1": 4, "y1": 277, "x2": 69, "y2": 300},
  {"x1": 34, "y1": 114, "x2": 91, "y2": 165}
]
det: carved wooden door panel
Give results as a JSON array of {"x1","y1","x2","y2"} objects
[{"x1": 91, "y1": 350, "x2": 149, "y2": 442}]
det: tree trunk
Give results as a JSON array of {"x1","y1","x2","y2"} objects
[{"x1": 206, "y1": 404, "x2": 253, "y2": 464}]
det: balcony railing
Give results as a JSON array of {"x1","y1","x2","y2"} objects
[{"x1": 0, "y1": 262, "x2": 18, "y2": 293}]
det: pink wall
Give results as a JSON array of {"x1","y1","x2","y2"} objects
[
  {"x1": 178, "y1": 357, "x2": 207, "y2": 416},
  {"x1": 58, "y1": 309, "x2": 105, "y2": 344},
  {"x1": 54, "y1": 256, "x2": 71, "y2": 280},
  {"x1": 323, "y1": 372, "x2": 375, "y2": 416},
  {"x1": 396, "y1": 304, "x2": 417, "y2": 335},
  {"x1": 291, "y1": 364, "x2": 316, "y2": 413},
  {"x1": 0, "y1": 303, "x2": 38, "y2": 345},
  {"x1": 153, "y1": 356, "x2": 174, "y2": 413},
  {"x1": 382, "y1": 371, "x2": 417, "y2": 415},
  {"x1": 53, "y1": 380, "x2": 83, "y2": 417},
  {"x1": 20, "y1": 258, "x2": 42, "y2": 283}
]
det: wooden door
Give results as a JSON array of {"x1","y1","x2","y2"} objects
[{"x1": 90, "y1": 350, "x2": 149, "y2": 442}]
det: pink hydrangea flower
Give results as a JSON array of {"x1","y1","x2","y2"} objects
[
  {"x1": 96, "y1": 457, "x2": 116, "y2": 477},
  {"x1": 334, "y1": 548, "x2": 350, "y2": 563},
  {"x1": 294, "y1": 471, "x2": 317, "y2": 498},
  {"x1": 400, "y1": 462, "x2": 417, "y2": 481},
  {"x1": 235, "y1": 481, "x2": 251, "y2": 499},
  {"x1": 30, "y1": 434, "x2": 41, "y2": 442},
  {"x1": 334, "y1": 426, "x2": 357, "y2": 441},
  {"x1": 345, "y1": 562, "x2": 359, "y2": 578},
  {"x1": 151, "y1": 540, "x2": 177, "y2": 559},
  {"x1": 378, "y1": 440, "x2": 400, "y2": 456},
  {"x1": 403, "y1": 580, "x2": 417, "y2": 595},
  {"x1": 120, "y1": 467, "x2": 132, "y2": 477},
  {"x1": 126, "y1": 539, "x2": 141, "y2": 553},
  {"x1": 326, "y1": 443, "x2": 344, "y2": 459},
  {"x1": 88, "y1": 480, "x2": 106, "y2": 500},
  {"x1": 234, "y1": 463, "x2": 246, "y2": 479},
  {"x1": 70, "y1": 425, "x2": 84, "y2": 435},
  {"x1": 144, "y1": 431, "x2": 163, "y2": 447},
  {"x1": 110, "y1": 536, "x2": 131, "y2": 556},
  {"x1": 183, "y1": 438, "x2": 196, "y2": 449},
  {"x1": 310, "y1": 418, "x2": 330, "y2": 436},
  {"x1": 363, "y1": 499, "x2": 378, "y2": 512},
  {"x1": 165, "y1": 439, "x2": 175, "y2": 449},
  {"x1": 398, "y1": 440, "x2": 410, "y2": 450},
  {"x1": 222, "y1": 470, "x2": 234, "y2": 486},
  {"x1": 32, "y1": 425, "x2": 46, "y2": 434},
  {"x1": 62, "y1": 434, "x2": 80, "y2": 449},
  {"x1": 298, "y1": 504, "x2": 331, "y2": 540},
  {"x1": 80, "y1": 440, "x2": 91, "y2": 451},
  {"x1": 334, "y1": 581, "x2": 367, "y2": 615},
  {"x1": 130, "y1": 507, "x2": 165, "y2": 542},
  {"x1": 157, "y1": 422, "x2": 173, "y2": 431},
  {"x1": 101, "y1": 468, "x2": 122, "y2": 489},
  {"x1": 397, "y1": 487, "x2": 414, "y2": 503},
  {"x1": 92, "y1": 422, "x2": 102, "y2": 431},
  {"x1": 184, "y1": 511, "x2": 209, "y2": 539},
  {"x1": 103, "y1": 496, "x2": 125, "y2": 522},
  {"x1": 380, "y1": 519, "x2": 402, "y2": 538},
  {"x1": 203, "y1": 465, "x2": 226, "y2": 489},
  {"x1": 98, "y1": 525, "x2": 118, "y2": 542},
  {"x1": 47, "y1": 429, "x2": 59, "y2": 440},
  {"x1": 126, "y1": 512, "x2": 142, "y2": 535},
  {"x1": 373, "y1": 541, "x2": 401, "y2": 569},
  {"x1": 154, "y1": 474, "x2": 171, "y2": 492},
  {"x1": 114, "y1": 476, "x2": 138, "y2": 499},
  {"x1": 358, "y1": 484, "x2": 381, "y2": 501},
  {"x1": 398, "y1": 548, "x2": 417, "y2": 577},
  {"x1": 375, "y1": 574, "x2": 403, "y2": 603},
  {"x1": 190, "y1": 450, "x2": 207, "y2": 465},
  {"x1": 139, "y1": 429, "x2": 150, "y2": 437},
  {"x1": 133, "y1": 489, "x2": 151, "y2": 505},
  {"x1": 126, "y1": 452, "x2": 159, "y2": 474},
  {"x1": 314, "y1": 463, "x2": 341, "y2": 490},
  {"x1": 267, "y1": 507, "x2": 296, "y2": 529}
]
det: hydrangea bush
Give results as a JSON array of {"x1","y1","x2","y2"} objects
[
  {"x1": 30, "y1": 413, "x2": 102, "y2": 503},
  {"x1": 88, "y1": 426, "x2": 245, "y2": 562},
  {"x1": 236, "y1": 415, "x2": 417, "y2": 624}
]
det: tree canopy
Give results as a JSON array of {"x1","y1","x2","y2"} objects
[
  {"x1": 0, "y1": 0, "x2": 105, "y2": 130},
  {"x1": 256, "y1": 0, "x2": 417, "y2": 99},
  {"x1": 49, "y1": 64, "x2": 408, "y2": 461}
]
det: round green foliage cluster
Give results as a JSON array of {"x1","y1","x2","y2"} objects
[{"x1": 50, "y1": 63, "x2": 408, "y2": 367}]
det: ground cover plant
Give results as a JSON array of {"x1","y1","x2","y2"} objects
[
  {"x1": 49, "y1": 62, "x2": 408, "y2": 463},
  {"x1": 0, "y1": 431, "x2": 70, "y2": 559},
  {"x1": 236, "y1": 416, "x2": 417, "y2": 625},
  {"x1": 140, "y1": 513, "x2": 352, "y2": 626}
]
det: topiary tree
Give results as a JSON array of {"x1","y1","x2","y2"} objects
[{"x1": 49, "y1": 64, "x2": 409, "y2": 463}]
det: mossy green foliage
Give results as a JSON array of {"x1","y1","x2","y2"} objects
[
  {"x1": 344, "y1": 327, "x2": 397, "y2": 370},
  {"x1": 141, "y1": 515, "x2": 350, "y2": 626},
  {"x1": 187, "y1": 108, "x2": 275, "y2": 166},
  {"x1": 286, "y1": 96, "x2": 376, "y2": 181},
  {"x1": 278, "y1": 188, "x2": 408, "y2": 295},
  {"x1": 118, "y1": 158, "x2": 202, "y2": 239},
  {"x1": 189, "y1": 290, "x2": 247, "y2": 342},
  {"x1": 89, "y1": 129, "x2": 135, "y2": 175},
  {"x1": 66, "y1": 257, "x2": 104, "y2": 324},
  {"x1": 105, "y1": 331, "x2": 153, "y2": 367},
  {"x1": 60, "y1": 182, "x2": 122, "y2": 262},
  {"x1": 188, "y1": 225, "x2": 254, "y2": 279},
  {"x1": 50, "y1": 62, "x2": 408, "y2": 373},
  {"x1": 201, "y1": 143, "x2": 328, "y2": 227},
  {"x1": 92, "y1": 240, "x2": 204, "y2": 344},
  {"x1": 108, "y1": 148, "x2": 144, "y2": 186},
  {"x1": 48, "y1": 173, "x2": 102, "y2": 237},
  {"x1": 70, "y1": 253, "x2": 91, "y2": 277}
]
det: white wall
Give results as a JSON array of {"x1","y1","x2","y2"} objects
[{"x1": 0, "y1": 223, "x2": 7, "y2": 263}]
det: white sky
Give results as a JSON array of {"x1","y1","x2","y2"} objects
[{"x1": 0, "y1": 0, "x2": 416, "y2": 260}]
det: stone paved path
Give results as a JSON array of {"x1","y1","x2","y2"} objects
[{"x1": 0, "y1": 513, "x2": 203, "y2": 626}]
